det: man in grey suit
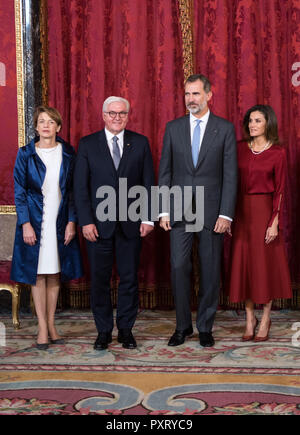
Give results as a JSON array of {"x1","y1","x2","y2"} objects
[{"x1": 159, "y1": 74, "x2": 237, "y2": 347}]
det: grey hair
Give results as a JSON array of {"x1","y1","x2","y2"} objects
[{"x1": 103, "y1": 96, "x2": 130, "y2": 112}]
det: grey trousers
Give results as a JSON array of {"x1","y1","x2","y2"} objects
[{"x1": 170, "y1": 223, "x2": 224, "y2": 333}]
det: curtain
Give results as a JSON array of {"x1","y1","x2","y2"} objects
[
  {"x1": 47, "y1": 0, "x2": 185, "y2": 306},
  {"x1": 0, "y1": 0, "x2": 18, "y2": 205},
  {"x1": 194, "y1": 0, "x2": 300, "y2": 303},
  {"x1": 47, "y1": 0, "x2": 300, "y2": 308}
]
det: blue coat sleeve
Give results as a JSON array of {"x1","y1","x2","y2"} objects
[{"x1": 14, "y1": 148, "x2": 30, "y2": 226}]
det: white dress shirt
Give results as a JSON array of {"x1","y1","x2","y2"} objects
[
  {"x1": 190, "y1": 111, "x2": 231, "y2": 222},
  {"x1": 105, "y1": 128, "x2": 124, "y2": 158},
  {"x1": 190, "y1": 109, "x2": 210, "y2": 153}
]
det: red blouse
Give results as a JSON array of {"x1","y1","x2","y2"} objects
[{"x1": 237, "y1": 141, "x2": 287, "y2": 227}]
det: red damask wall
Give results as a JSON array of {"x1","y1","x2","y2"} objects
[
  {"x1": 47, "y1": 1, "x2": 300, "y2": 306},
  {"x1": 193, "y1": 0, "x2": 300, "y2": 284},
  {"x1": 0, "y1": 0, "x2": 19, "y2": 205},
  {"x1": 47, "y1": 0, "x2": 186, "y2": 296}
]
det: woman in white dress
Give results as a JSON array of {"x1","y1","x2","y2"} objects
[{"x1": 11, "y1": 107, "x2": 83, "y2": 350}]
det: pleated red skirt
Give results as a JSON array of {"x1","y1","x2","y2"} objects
[{"x1": 227, "y1": 194, "x2": 292, "y2": 304}]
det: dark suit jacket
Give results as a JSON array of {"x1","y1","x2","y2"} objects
[
  {"x1": 158, "y1": 112, "x2": 238, "y2": 229},
  {"x1": 73, "y1": 129, "x2": 155, "y2": 239}
]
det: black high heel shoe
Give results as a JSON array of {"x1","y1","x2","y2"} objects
[
  {"x1": 36, "y1": 342, "x2": 49, "y2": 350},
  {"x1": 50, "y1": 338, "x2": 65, "y2": 345}
]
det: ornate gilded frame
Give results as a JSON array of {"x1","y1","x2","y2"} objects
[
  {"x1": 15, "y1": 0, "x2": 25, "y2": 150},
  {"x1": 178, "y1": 0, "x2": 194, "y2": 81},
  {"x1": 0, "y1": 1, "x2": 25, "y2": 215},
  {"x1": 0, "y1": 0, "x2": 48, "y2": 215}
]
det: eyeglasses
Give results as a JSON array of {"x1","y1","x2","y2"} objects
[{"x1": 104, "y1": 111, "x2": 128, "y2": 119}]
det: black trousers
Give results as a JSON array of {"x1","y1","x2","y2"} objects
[
  {"x1": 87, "y1": 225, "x2": 142, "y2": 333},
  {"x1": 170, "y1": 223, "x2": 224, "y2": 333}
]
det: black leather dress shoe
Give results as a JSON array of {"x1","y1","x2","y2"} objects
[
  {"x1": 94, "y1": 332, "x2": 112, "y2": 351},
  {"x1": 199, "y1": 332, "x2": 215, "y2": 348},
  {"x1": 168, "y1": 325, "x2": 193, "y2": 346},
  {"x1": 117, "y1": 329, "x2": 137, "y2": 349}
]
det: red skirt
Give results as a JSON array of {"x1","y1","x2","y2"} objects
[{"x1": 227, "y1": 194, "x2": 292, "y2": 304}]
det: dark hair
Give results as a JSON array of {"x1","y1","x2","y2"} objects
[
  {"x1": 243, "y1": 105, "x2": 279, "y2": 144},
  {"x1": 33, "y1": 106, "x2": 62, "y2": 129},
  {"x1": 185, "y1": 74, "x2": 211, "y2": 93}
]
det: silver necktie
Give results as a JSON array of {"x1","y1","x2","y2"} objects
[{"x1": 112, "y1": 136, "x2": 121, "y2": 170}]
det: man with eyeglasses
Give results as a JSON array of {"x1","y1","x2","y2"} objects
[{"x1": 74, "y1": 96, "x2": 155, "y2": 350}]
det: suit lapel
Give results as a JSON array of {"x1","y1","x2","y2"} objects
[
  {"x1": 118, "y1": 130, "x2": 131, "y2": 173},
  {"x1": 196, "y1": 113, "x2": 218, "y2": 169},
  {"x1": 98, "y1": 130, "x2": 116, "y2": 173},
  {"x1": 98, "y1": 129, "x2": 132, "y2": 174},
  {"x1": 180, "y1": 116, "x2": 194, "y2": 171}
]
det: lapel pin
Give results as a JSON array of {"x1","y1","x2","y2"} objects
[{"x1": 127, "y1": 143, "x2": 131, "y2": 147}]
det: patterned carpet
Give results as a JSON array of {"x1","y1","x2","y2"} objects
[{"x1": 0, "y1": 309, "x2": 300, "y2": 415}]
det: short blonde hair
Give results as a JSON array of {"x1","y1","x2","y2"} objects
[{"x1": 33, "y1": 106, "x2": 62, "y2": 129}]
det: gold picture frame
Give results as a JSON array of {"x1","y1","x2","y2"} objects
[
  {"x1": 0, "y1": 1, "x2": 25, "y2": 215},
  {"x1": 178, "y1": 0, "x2": 194, "y2": 81},
  {"x1": 14, "y1": 0, "x2": 25, "y2": 150}
]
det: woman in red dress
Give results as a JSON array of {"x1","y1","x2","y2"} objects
[{"x1": 227, "y1": 105, "x2": 292, "y2": 342}]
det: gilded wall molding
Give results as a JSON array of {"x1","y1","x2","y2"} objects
[
  {"x1": 14, "y1": 0, "x2": 25, "y2": 149},
  {"x1": 0, "y1": 1, "x2": 24, "y2": 214},
  {"x1": 0, "y1": 206, "x2": 16, "y2": 214},
  {"x1": 178, "y1": 0, "x2": 194, "y2": 81}
]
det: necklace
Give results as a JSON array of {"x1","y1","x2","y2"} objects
[{"x1": 249, "y1": 141, "x2": 270, "y2": 155}]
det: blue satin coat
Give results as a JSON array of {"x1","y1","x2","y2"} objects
[{"x1": 10, "y1": 137, "x2": 83, "y2": 285}]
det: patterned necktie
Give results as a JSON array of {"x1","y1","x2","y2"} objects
[
  {"x1": 192, "y1": 120, "x2": 201, "y2": 167},
  {"x1": 112, "y1": 136, "x2": 121, "y2": 170}
]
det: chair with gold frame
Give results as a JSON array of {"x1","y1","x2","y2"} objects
[{"x1": 0, "y1": 213, "x2": 34, "y2": 329}]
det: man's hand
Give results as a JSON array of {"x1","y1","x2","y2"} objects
[
  {"x1": 22, "y1": 222, "x2": 37, "y2": 246},
  {"x1": 140, "y1": 223, "x2": 154, "y2": 237},
  {"x1": 82, "y1": 224, "x2": 99, "y2": 242},
  {"x1": 159, "y1": 216, "x2": 171, "y2": 231},
  {"x1": 214, "y1": 217, "x2": 231, "y2": 234},
  {"x1": 64, "y1": 222, "x2": 76, "y2": 245}
]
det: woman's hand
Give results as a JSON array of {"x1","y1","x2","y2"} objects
[
  {"x1": 64, "y1": 221, "x2": 76, "y2": 245},
  {"x1": 265, "y1": 220, "x2": 278, "y2": 244},
  {"x1": 22, "y1": 222, "x2": 37, "y2": 246}
]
